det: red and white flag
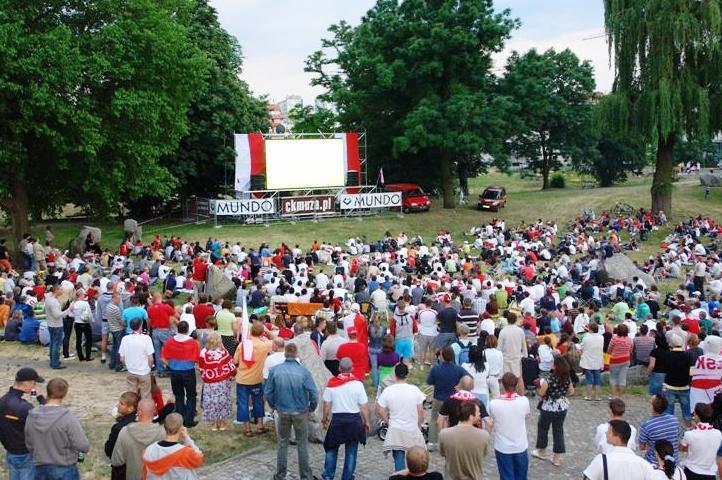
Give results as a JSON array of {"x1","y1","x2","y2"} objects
[
  {"x1": 234, "y1": 133, "x2": 265, "y2": 192},
  {"x1": 378, "y1": 168, "x2": 385, "y2": 185}
]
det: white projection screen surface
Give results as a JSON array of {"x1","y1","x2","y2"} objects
[{"x1": 265, "y1": 139, "x2": 345, "y2": 189}]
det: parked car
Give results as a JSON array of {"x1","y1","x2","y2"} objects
[
  {"x1": 383, "y1": 183, "x2": 431, "y2": 213},
  {"x1": 477, "y1": 186, "x2": 507, "y2": 211}
]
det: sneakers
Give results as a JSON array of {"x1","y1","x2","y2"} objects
[{"x1": 100, "y1": 356, "x2": 107, "y2": 364}]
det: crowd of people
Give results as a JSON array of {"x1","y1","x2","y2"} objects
[{"x1": 0, "y1": 211, "x2": 720, "y2": 479}]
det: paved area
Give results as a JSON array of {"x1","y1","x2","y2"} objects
[{"x1": 199, "y1": 395, "x2": 650, "y2": 479}]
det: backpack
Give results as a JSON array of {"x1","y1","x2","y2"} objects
[{"x1": 455, "y1": 340, "x2": 471, "y2": 365}]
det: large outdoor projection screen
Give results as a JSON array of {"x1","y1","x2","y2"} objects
[{"x1": 265, "y1": 139, "x2": 346, "y2": 189}]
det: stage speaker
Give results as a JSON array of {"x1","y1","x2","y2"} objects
[
  {"x1": 346, "y1": 170, "x2": 359, "y2": 186},
  {"x1": 250, "y1": 174, "x2": 266, "y2": 191}
]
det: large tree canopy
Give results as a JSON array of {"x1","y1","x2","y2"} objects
[
  {"x1": 502, "y1": 48, "x2": 597, "y2": 189},
  {"x1": 0, "y1": 0, "x2": 210, "y2": 248},
  {"x1": 600, "y1": 0, "x2": 722, "y2": 214},
  {"x1": 307, "y1": 0, "x2": 518, "y2": 207}
]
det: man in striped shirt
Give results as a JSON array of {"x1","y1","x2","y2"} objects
[
  {"x1": 638, "y1": 394, "x2": 679, "y2": 464},
  {"x1": 457, "y1": 298, "x2": 481, "y2": 338}
]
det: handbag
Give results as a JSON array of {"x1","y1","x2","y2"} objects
[{"x1": 602, "y1": 453, "x2": 608, "y2": 480}]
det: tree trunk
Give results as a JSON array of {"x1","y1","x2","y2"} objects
[
  {"x1": 441, "y1": 150, "x2": 456, "y2": 208},
  {"x1": 7, "y1": 176, "x2": 30, "y2": 264},
  {"x1": 652, "y1": 135, "x2": 675, "y2": 215},
  {"x1": 540, "y1": 138, "x2": 550, "y2": 190}
]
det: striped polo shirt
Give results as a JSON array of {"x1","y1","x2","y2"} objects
[{"x1": 639, "y1": 413, "x2": 679, "y2": 464}]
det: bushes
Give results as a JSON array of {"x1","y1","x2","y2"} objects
[{"x1": 550, "y1": 173, "x2": 566, "y2": 188}]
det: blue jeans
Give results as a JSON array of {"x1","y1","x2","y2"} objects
[
  {"x1": 648, "y1": 372, "x2": 665, "y2": 396},
  {"x1": 151, "y1": 329, "x2": 170, "y2": 373},
  {"x1": 369, "y1": 348, "x2": 381, "y2": 387},
  {"x1": 110, "y1": 330, "x2": 125, "y2": 370},
  {"x1": 664, "y1": 389, "x2": 692, "y2": 420},
  {"x1": 34, "y1": 464, "x2": 79, "y2": 480},
  {"x1": 495, "y1": 450, "x2": 528, "y2": 480},
  {"x1": 48, "y1": 326, "x2": 64, "y2": 368},
  {"x1": 236, "y1": 383, "x2": 264, "y2": 422},
  {"x1": 392, "y1": 449, "x2": 406, "y2": 472},
  {"x1": 6, "y1": 452, "x2": 34, "y2": 480},
  {"x1": 323, "y1": 441, "x2": 358, "y2": 480}
]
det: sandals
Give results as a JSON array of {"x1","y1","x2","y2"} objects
[
  {"x1": 531, "y1": 449, "x2": 547, "y2": 461},
  {"x1": 243, "y1": 429, "x2": 255, "y2": 437},
  {"x1": 583, "y1": 396, "x2": 592, "y2": 401},
  {"x1": 551, "y1": 456, "x2": 562, "y2": 467}
]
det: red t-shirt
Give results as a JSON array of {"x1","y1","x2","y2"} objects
[
  {"x1": 336, "y1": 341, "x2": 370, "y2": 379},
  {"x1": 353, "y1": 314, "x2": 369, "y2": 347},
  {"x1": 278, "y1": 327, "x2": 294, "y2": 340},
  {"x1": 147, "y1": 303, "x2": 176, "y2": 329},
  {"x1": 192, "y1": 303, "x2": 214, "y2": 330},
  {"x1": 192, "y1": 258, "x2": 208, "y2": 282},
  {"x1": 683, "y1": 318, "x2": 701, "y2": 335}
]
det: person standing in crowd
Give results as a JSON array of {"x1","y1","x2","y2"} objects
[
  {"x1": 376, "y1": 363, "x2": 427, "y2": 472},
  {"x1": 580, "y1": 322, "x2": 604, "y2": 401},
  {"x1": 71, "y1": 289, "x2": 93, "y2": 361},
  {"x1": 489, "y1": 372, "x2": 530, "y2": 480},
  {"x1": 336, "y1": 326, "x2": 370, "y2": 380},
  {"x1": 141, "y1": 413, "x2": 204, "y2": 479},
  {"x1": 391, "y1": 300, "x2": 414, "y2": 364},
  {"x1": 388, "y1": 446, "x2": 443, "y2": 480},
  {"x1": 498, "y1": 312, "x2": 528, "y2": 391},
  {"x1": 663, "y1": 334, "x2": 693, "y2": 428},
  {"x1": 426, "y1": 345, "x2": 471, "y2": 450},
  {"x1": 434, "y1": 294, "x2": 459, "y2": 351},
  {"x1": 633, "y1": 324, "x2": 656, "y2": 366},
  {"x1": 462, "y1": 345, "x2": 490, "y2": 408},
  {"x1": 639, "y1": 395, "x2": 680, "y2": 465},
  {"x1": 368, "y1": 314, "x2": 388, "y2": 387},
  {"x1": 690, "y1": 335, "x2": 722, "y2": 411},
  {"x1": 44, "y1": 285, "x2": 72, "y2": 370},
  {"x1": 264, "y1": 343, "x2": 319, "y2": 480},
  {"x1": 680, "y1": 403, "x2": 721, "y2": 480},
  {"x1": 24, "y1": 378, "x2": 89, "y2": 479},
  {"x1": 119, "y1": 318, "x2": 155, "y2": 398},
  {"x1": 439, "y1": 400, "x2": 489, "y2": 480},
  {"x1": 198, "y1": 332, "x2": 236, "y2": 432},
  {"x1": 234, "y1": 321, "x2": 272, "y2": 437},
  {"x1": 106, "y1": 292, "x2": 126, "y2": 372},
  {"x1": 0, "y1": 368, "x2": 46, "y2": 480},
  {"x1": 111, "y1": 399, "x2": 165, "y2": 480},
  {"x1": 594, "y1": 399, "x2": 637, "y2": 453},
  {"x1": 608, "y1": 323, "x2": 634, "y2": 399},
  {"x1": 321, "y1": 357, "x2": 370, "y2": 480},
  {"x1": 104, "y1": 392, "x2": 140, "y2": 462},
  {"x1": 161, "y1": 320, "x2": 200, "y2": 428},
  {"x1": 647, "y1": 333, "x2": 670, "y2": 397},
  {"x1": 531, "y1": 356, "x2": 574, "y2": 467},
  {"x1": 415, "y1": 298, "x2": 438, "y2": 368},
  {"x1": 583, "y1": 420, "x2": 655, "y2": 480},
  {"x1": 651, "y1": 440, "x2": 684, "y2": 480},
  {"x1": 320, "y1": 321, "x2": 348, "y2": 376},
  {"x1": 147, "y1": 292, "x2": 176, "y2": 377},
  {"x1": 484, "y1": 334, "x2": 503, "y2": 399},
  {"x1": 121, "y1": 295, "x2": 148, "y2": 334}
]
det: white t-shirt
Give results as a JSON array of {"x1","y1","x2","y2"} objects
[
  {"x1": 479, "y1": 318, "x2": 496, "y2": 336},
  {"x1": 580, "y1": 332, "x2": 604, "y2": 371},
  {"x1": 179, "y1": 313, "x2": 196, "y2": 334},
  {"x1": 119, "y1": 333, "x2": 154, "y2": 375},
  {"x1": 681, "y1": 426, "x2": 722, "y2": 476},
  {"x1": 376, "y1": 383, "x2": 425, "y2": 432},
  {"x1": 595, "y1": 422, "x2": 637, "y2": 453},
  {"x1": 417, "y1": 309, "x2": 438, "y2": 337},
  {"x1": 484, "y1": 348, "x2": 504, "y2": 377},
  {"x1": 583, "y1": 447, "x2": 655, "y2": 480},
  {"x1": 263, "y1": 351, "x2": 286, "y2": 380},
  {"x1": 462, "y1": 363, "x2": 489, "y2": 396},
  {"x1": 322, "y1": 380, "x2": 368, "y2": 414},
  {"x1": 488, "y1": 395, "x2": 530, "y2": 454}
]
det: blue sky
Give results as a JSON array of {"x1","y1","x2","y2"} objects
[{"x1": 209, "y1": 0, "x2": 610, "y2": 104}]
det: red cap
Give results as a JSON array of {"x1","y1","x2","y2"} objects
[{"x1": 347, "y1": 326, "x2": 358, "y2": 336}]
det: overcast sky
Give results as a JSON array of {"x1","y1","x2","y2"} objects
[{"x1": 209, "y1": 0, "x2": 611, "y2": 104}]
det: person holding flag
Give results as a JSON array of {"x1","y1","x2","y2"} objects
[{"x1": 233, "y1": 297, "x2": 273, "y2": 437}]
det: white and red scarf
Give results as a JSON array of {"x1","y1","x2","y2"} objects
[{"x1": 327, "y1": 372, "x2": 358, "y2": 388}]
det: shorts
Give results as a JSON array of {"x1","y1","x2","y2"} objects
[
  {"x1": 416, "y1": 334, "x2": 437, "y2": 355},
  {"x1": 608, "y1": 362, "x2": 630, "y2": 386},
  {"x1": 101, "y1": 320, "x2": 109, "y2": 335},
  {"x1": 395, "y1": 338, "x2": 414, "y2": 360},
  {"x1": 432, "y1": 332, "x2": 457, "y2": 350},
  {"x1": 583, "y1": 369, "x2": 602, "y2": 386}
]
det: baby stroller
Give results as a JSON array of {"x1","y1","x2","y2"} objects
[{"x1": 521, "y1": 356, "x2": 540, "y2": 397}]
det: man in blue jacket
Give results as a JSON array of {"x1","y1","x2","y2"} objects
[{"x1": 264, "y1": 343, "x2": 319, "y2": 480}]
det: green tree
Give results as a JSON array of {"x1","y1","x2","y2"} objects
[
  {"x1": 502, "y1": 48, "x2": 597, "y2": 189},
  {"x1": 673, "y1": 137, "x2": 718, "y2": 168},
  {"x1": 0, "y1": 0, "x2": 208, "y2": 249},
  {"x1": 155, "y1": 0, "x2": 268, "y2": 205},
  {"x1": 582, "y1": 134, "x2": 647, "y2": 187},
  {"x1": 306, "y1": 0, "x2": 518, "y2": 207},
  {"x1": 288, "y1": 105, "x2": 339, "y2": 132},
  {"x1": 601, "y1": 0, "x2": 722, "y2": 214}
]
